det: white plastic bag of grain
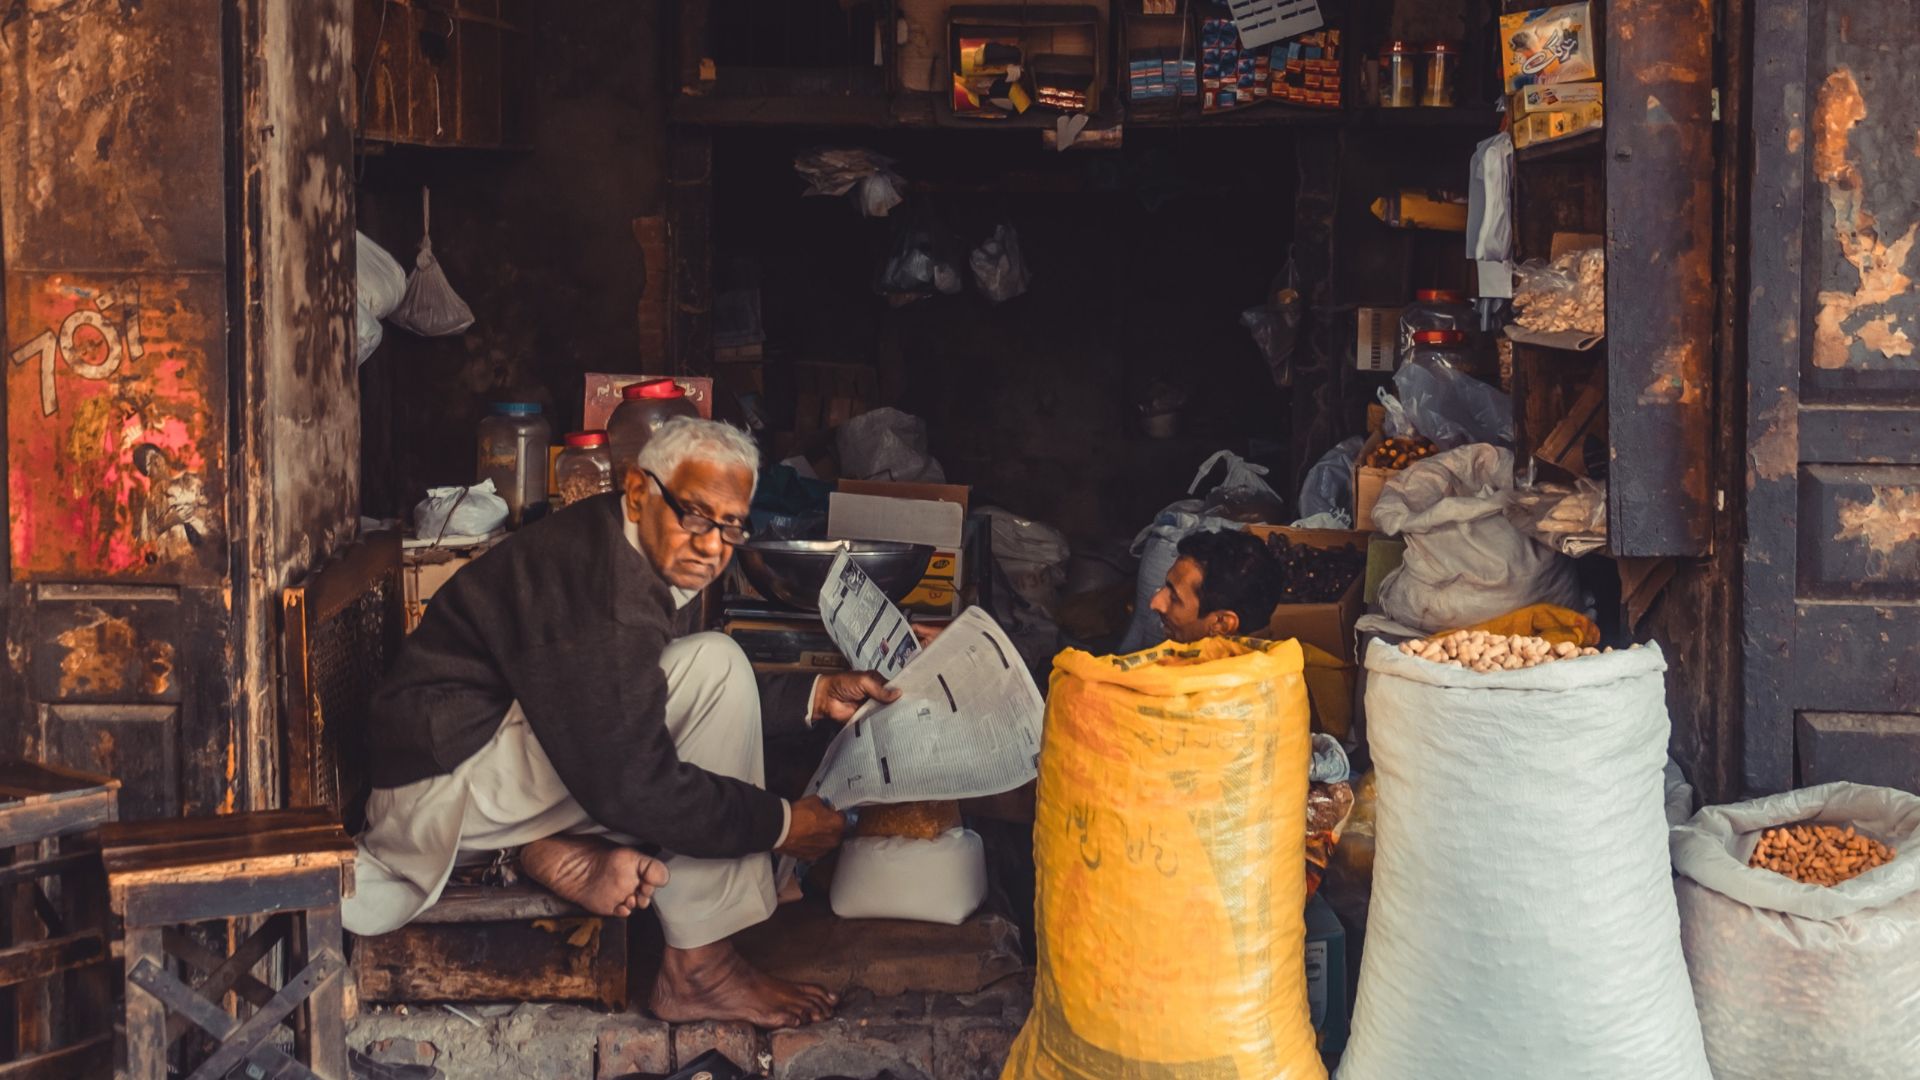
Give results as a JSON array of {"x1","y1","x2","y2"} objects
[
  {"x1": 1337, "y1": 639, "x2": 1711, "y2": 1080},
  {"x1": 1373, "y1": 443, "x2": 1579, "y2": 632},
  {"x1": 1670, "y1": 782, "x2": 1920, "y2": 1080},
  {"x1": 829, "y1": 828, "x2": 986, "y2": 925}
]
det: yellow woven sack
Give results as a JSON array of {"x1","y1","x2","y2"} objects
[{"x1": 1003, "y1": 636, "x2": 1324, "y2": 1080}]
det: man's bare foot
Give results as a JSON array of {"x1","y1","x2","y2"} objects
[
  {"x1": 519, "y1": 835, "x2": 668, "y2": 918},
  {"x1": 650, "y1": 941, "x2": 837, "y2": 1028}
]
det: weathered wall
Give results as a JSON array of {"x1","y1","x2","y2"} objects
[{"x1": 356, "y1": 1, "x2": 671, "y2": 516}]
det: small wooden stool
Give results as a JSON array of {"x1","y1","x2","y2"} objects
[
  {"x1": 101, "y1": 808, "x2": 355, "y2": 1080},
  {"x1": 0, "y1": 758, "x2": 120, "y2": 1077}
]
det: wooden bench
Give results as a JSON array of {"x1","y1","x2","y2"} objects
[{"x1": 0, "y1": 758, "x2": 119, "y2": 1080}]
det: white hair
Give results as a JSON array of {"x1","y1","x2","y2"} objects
[{"x1": 636, "y1": 416, "x2": 761, "y2": 492}]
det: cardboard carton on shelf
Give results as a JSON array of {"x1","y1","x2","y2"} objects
[
  {"x1": 1352, "y1": 431, "x2": 1396, "y2": 534},
  {"x1": 828, "y1": 479, "x2": 971, "y2": 617}
]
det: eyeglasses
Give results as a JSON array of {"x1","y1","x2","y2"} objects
[{"x1": 642, "y1": 469, "x2": 751, "y2": 545}]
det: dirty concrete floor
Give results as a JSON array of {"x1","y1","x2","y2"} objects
[{"x1": 350, "y1": 978, "x2": 1033, "y2": 1080}]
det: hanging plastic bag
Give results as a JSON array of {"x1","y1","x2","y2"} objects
[
  {"x1": 389, "y1": 187, "x2": 475, "y2": 337},
  {"x1": 355, "y1": 230, "x2": 407, "y2": 365},
  {"x1": 1341, "y1": 640, "x2": 1712, "y2": 1080},
  {"x1": 1671, "y1": 782, "x2": 1920, "y2": 1080},
  {"x1": 1004, "y1": 637, "x2": 1325, "y2": 1080},
  {"x1": 1392, "y1": 353, "x2": 1514, "y2": 448},
  {"x1": 1240, "y1": 259, "x2": 1305, "y2": 389},
  {"x1": 969, "y1": 224, "x2": 1030, "y2": 303},
  {"x1": 1297, "y1": 435, "x2": 1366, "y2": 521},
  {"x1": 836, "y1": 407, "x2": 945, "y2": 483},
  {"x1": 877, "y1": 211, "x2": 962, "y2": 301},
  {"x1": 413, "y1": 480, "x2": 509, "y2": 542},
  {"x1": 1188, "y1": 449, "x2": 1287, "y2": 523},
  {"x1": 1373, "y1": 444, "x2": 1580, "y2": 632}
]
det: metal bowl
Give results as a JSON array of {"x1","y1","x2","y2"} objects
[{"x1": 735, "y1": 539, "x2": 935, "y2": 612}]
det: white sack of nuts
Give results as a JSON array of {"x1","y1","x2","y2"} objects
[
  {"x1": 1395, "y1": 628, "x2": 1619, "y2": 671},
  {"x1": 1339, "y1": 638, "x2": 1711, "y2": 1080},
  {"x1": 1670, "y1": 782, "x2": 1920, "y2": 1080}
]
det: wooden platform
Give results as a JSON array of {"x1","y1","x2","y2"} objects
[{"x1": 732, "y1": 896, "x2": 1024, "y2": 998}]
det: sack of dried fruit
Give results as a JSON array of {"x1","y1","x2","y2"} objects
[
  {"x1": 1338, "y1": 639, "x2": 1711, "y2": 1080},
  {"x1": 1670, "y1": 782, "x2": 1920, "y2": 1080},
  {"x1": 1004, "y1": 637, "x2": 1324, "y2": 1080}
]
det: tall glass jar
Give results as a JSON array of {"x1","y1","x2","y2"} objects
[
  {"x1": 606, "y1": 379, "x2": 699, "y2": 488},
  {"x1": 1399, "y1": 289, "x2": 1474, "y2": 364},
  {"x1": 555, "y1": 430, "x2": 615, "y2": 508},
  {"x1": 1379, "y1": 41, "x2": 1417, "y2": 107},
  {"x1": 1421, "y1": 41, "x2": 1460, "y2": 107},
  {"x1": 476, "y1": 401, "x2": 552, "y2": 529}
]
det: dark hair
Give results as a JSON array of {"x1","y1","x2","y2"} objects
[{"x1": 1174, "y1": 530, "x2": 1284, "y2": 635}]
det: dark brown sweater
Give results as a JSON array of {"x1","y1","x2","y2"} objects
[{"x1": 366, "y1": 493, "x2": 786, "y2": 857}]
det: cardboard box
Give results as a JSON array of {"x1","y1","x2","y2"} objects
[
  {"x1": 402, "y1": 541, "x2": 502, "y2": 631},
  {"x1": 722, "y1": 618, "x2": 851, "y2": 674},
  {"x1": 1245, "y1": 525, "x2": 1367, "y2": 662},
  {"x1": 1353, "y1": 433, "x2": 1396, "y2": 533},
  {"x1": 1511, "y1": 83, "x2": 1603, "y2": 148},
  {"x1": 1356, "y1": 307, "x2": 1402, "y2": 372},
  {"x1": 829, "y1": 480, "x2": 971, "y2": 616},
  {"x1": 1499, "y1": 2, "x2": 1597, "y2": 95}
]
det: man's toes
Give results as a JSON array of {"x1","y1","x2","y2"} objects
[{"x1": 640, "y1": 857, "x2": 670, "y2": 888}]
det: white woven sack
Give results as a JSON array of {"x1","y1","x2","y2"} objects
[
  {"x1": 1671, "y1": 782, "x2": 1920, "y2": 1080},
  {"x1": 1338, "y1": 640, "x2": 1710, "y2": 1080}
]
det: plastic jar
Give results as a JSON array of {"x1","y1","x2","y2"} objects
[
  {"x1": 1399, "y1": 289, "x2": 1475, "y2": 365},
  {"x1": 606, "y1": 379, "x2": 699, "y2": 487},
  {"x1": 1421, "y1": 41, "x2": 1459, "y2": 107},
  {"x1": 1380, "y1": 42, "x2": 1417, "y2": 108},
  {"x1": 1407, "y1": 329, "x2": 1474, "y2": 378},
  {"x1": 555, "y1": 430, "x2": 615, "y2": 508},
  {"x1": 476, "y1": 401, "x2": 552, "y2": 529}
]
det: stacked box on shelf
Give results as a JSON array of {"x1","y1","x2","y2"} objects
[{"x1": 1271, "y1": 29, "x2": 1341, "y2": 109}]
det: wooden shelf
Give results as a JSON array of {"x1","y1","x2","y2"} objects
[{"x1": 1516, "y1": 128, "x2": 1603, "y2": 163}]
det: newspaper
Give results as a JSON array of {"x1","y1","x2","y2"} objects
[
  {"x1": 819, "y1": 548, "x2": 921, "y2": 681},
  {"x1": 778, "y1": 576, "x2": 1046, "y2": 886}
]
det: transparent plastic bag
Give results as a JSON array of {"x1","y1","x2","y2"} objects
[
  {"x1": 1507, "y1": 478, "x2": 1608, "y2": 556},
  {"x1": 1513, "y1": 247, "x2": 1604, "y2": 335},
  {"x1": 389, "y1": 188, "x2": 475, "y2": 337},
  {"x1": 794, "y1": 147, "x2": 904, "y2": 218},
  {"x1": 969, "y1": 223, "x2": 1030, "y2": 303},
  {"x1": 1188, "y1": 449, "x2": 1287, "y2": 523},
  {"x1": 1297, "y1": 435, "x2": 1366, "y2": 521},
  {"x1": 1671, "y1": 782, "x2": 1920, "y2": 1080},
  {"x1": 836, "y1": 407, "x2": 945, "y2": 483},
  {"x1": 1392, "y1": 353, "x2": 1514, "y2": 448},
  {"x1": 877, "y1": 212, "x2": 963, "y2": 299},
  {"x1": 1241, "y1": 263, "x2": 1304, "y2": 389}
]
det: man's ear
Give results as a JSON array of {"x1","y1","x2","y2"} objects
[
  {"x1": 623, "y1": 466, "x2": 650, "y2": 521},
  {"x1": 1208, "y1": 609, "x2": 1241, "y2": 637}
]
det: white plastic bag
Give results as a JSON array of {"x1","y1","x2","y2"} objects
[
  {"x1": 1339, "y1": 640, "x2": 1711, "y2": 1080},
  {"x1": 1671, "y1": 782, "x2": 1920, "y2": 1080},
  {"x1": 355, "y1": 230, "x2": 406, "y2": 366},
  {"x1": 836, "y1": 407, "x2": 945, "y2": 483},
  {"x1": 1373, "y1": 444, "x2": 1579, "y2": 632},
  {"x1": 794, "y1": 147, "x2": 904, "y2": 218},
  {"x1": 389, "y1": 188, "x2": 475, "y2": 337},
  {"x1": 980, "y1": 507, "x2": 1070, "y2": 613},
  {"x1": 969, "y1": 224, "x2": 1030, "y2": 303},
  {"x1": 413, "y1": 480, "x2": 509, "y2": 542},
  {"x1": 830, "y1": 828, "x2": 987, "y2": 925},
  {"x1": 1188, "y1": 448, "x2": 1287, "y2": 523}
]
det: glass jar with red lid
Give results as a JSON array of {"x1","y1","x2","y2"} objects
[
  {"x1": 555, "y1": 430, "x2": 615, "y2": 508},
  {"x1": 606, "y1": 379, "x2": 699, "y2": 487},
  {"x1": 1399, "y1": 289, "x2": 1475, "y2": 365}
]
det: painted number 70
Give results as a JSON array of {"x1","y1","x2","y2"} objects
[{"x1": 9, "y1": 291, "x2": 146, "y2": 417}]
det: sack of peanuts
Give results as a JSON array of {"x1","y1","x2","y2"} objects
[
  {"x1": 1670, "y1": 782, "x2": 1920, "y2": 1080},
  {"x1": 1338, "y1": 639, "x2": 1711, "y2": 1080}
]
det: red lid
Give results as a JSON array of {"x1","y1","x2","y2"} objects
[
  {"x1": 1413, "y1": 329, "x2": 1470, "y2": 346},
  {"x1": 1385, "y1": 40, "x2": 1413, "y2": 53},
  {"x1": 1424, "y1": 40, "x2": 1460, "y2": 53},
  {"x1": 1415, "y1": 289, "x2": 1467, "y2": 303},
  {"x1": 564, "y1": 430, "x2": 609, "y2": 448},
  {"x1": 623, "y1": 378, "x2": 685, "y2": 401}
]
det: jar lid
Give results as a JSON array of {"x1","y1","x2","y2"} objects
[
  {"x1": 490, "y1": 401, "x2": 541, "y2": 415},
  {"x1": 1424, "y1": 40, "x2": 1460, "y2": 53},
  {"x1": 623, "y1": 378, "x2": 685, "y2": 401},
  {"x1": 1415, "y1": 289, "x2": 1468, "y2": 303},
  {"x1": 1413, "y1": 329, "x2": 1469, "y2": 345},
  {"x1": 1385, "y1": 40, "x2": 1413, "y2": 53},
  {"x1": 564, "y1": 430, "x2": 609, "y2": 447}
]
